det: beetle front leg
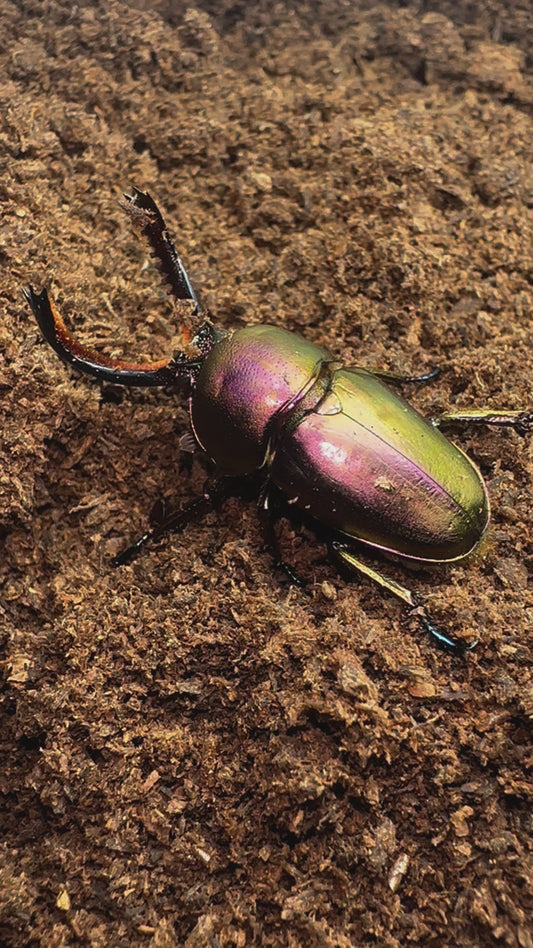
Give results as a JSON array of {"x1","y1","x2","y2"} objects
[
  {"x1": 331, "y1": 542, "x2": 477, "y2": 653},
  {"x1": 113, "y1": 480, "x2": 230, "y2": 566},
  {"x1": 345, "y1": 364, "x2": 441, "y2": 387},
  {"x1": 432, "y1": 409, "x2": 533, "y2": 436}
]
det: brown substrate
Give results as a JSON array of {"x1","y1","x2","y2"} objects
[{"x1": 1, "y1": 2, "x2": 532, "y2": 946}]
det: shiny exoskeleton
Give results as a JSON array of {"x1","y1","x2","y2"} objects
[
  {"x1": 192, "y1": 325, "x2": 489, "y2": 563},
  {"x1": 24, "y1": 189, "x2": 532, "y2": 652}
]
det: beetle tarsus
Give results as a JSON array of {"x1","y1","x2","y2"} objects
[
  {"x1": 112, "y1": 529, "x2": 153, "y2": 567},
  {"x1": 511, "y1": 411, "x2": 533, "y2": 437},
  {"x1": 415, "y1": 610, "x2": 478, "y2": 654}
]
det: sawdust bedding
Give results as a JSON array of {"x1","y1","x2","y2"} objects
[{"x1": 1, "y1": 1, "x2": 532, "y2": 945}]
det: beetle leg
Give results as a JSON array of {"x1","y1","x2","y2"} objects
[
  {"x1": 258, "y1": 483, "x2": 305, "y2": 587},
  {"x1": 122, "y1": 187, "x2": 200, "y2": 314},
  {"x1": 368, "y1": 366, "x2": 440, "y2": 386},
  {"x1": 331, "y1": 541, "x2": 477, "y2": 653},
  {"x1": 24, "y1": 285, "x2": 182, "y2": 387},
  {"x1": 113, "y1": 480, "x2": 229, "y2": 566},
  {"x1": 432, "y1": 409, "x2": 533, "y2": 437}
]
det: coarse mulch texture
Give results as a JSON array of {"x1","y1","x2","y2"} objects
[{"x1": 1, "y1": 1, "x2": 532, "y2": 946}]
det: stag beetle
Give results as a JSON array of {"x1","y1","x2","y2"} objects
[{"x1": 24, "y1": 189, "x2": 532, "y2": 651}]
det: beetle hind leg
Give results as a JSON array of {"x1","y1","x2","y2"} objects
[
  {"x1": 433, "y1": 408, "x2": 533, "y2": 436},
  {"x1": 331, "y1": 541, "x2": 477, "y2": 653}
]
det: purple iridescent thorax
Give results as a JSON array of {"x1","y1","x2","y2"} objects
[{"x1": 191, "y1": 325, "x2": 329, "y2": 475}]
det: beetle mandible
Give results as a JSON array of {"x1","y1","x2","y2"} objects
[{"x1": 24, "y1": 189, "x2": 532, "y2": 651}]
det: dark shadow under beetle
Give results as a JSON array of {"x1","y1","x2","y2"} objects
[{"x1": 24, "y1": 188, "x2": 533, "y2": 653}]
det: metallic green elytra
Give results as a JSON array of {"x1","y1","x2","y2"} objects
[{"x1": 269, "y1": 365, "x2": 491, "y2": 563}]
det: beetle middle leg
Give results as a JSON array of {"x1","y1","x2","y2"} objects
[
  {"x1": 331, "y1": 541, "x2": 477, "y2": 652},
  {"x1": 258, "y1": 483, "x2": 305, "y2": 587},
  {"x1": 369, "y1": 366, "x2": 440, "y2": 386}
]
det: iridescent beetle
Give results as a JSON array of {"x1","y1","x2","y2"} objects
[{"x1": 24, "y1": 189, "x2": 532, "y2": 651}]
